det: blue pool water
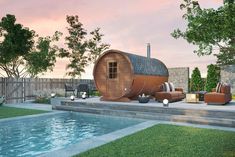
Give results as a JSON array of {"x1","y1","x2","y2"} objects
[{"x1": 0, "y1": 112, "x2": 142, "y2": 157}]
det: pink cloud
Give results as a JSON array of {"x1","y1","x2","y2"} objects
[{"x1": 0, "y1": 0, "x2": 223, "y2": 79}]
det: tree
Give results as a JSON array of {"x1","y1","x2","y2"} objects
[
  {"x1": 205, "y1": 64, "x2": 220, "y2": 92},
  {"x1": 0, "y1": 14, "x2": 60, "y2": 78},
  {"x1": 0, "y1": 14, "x2": 34, "y2": 77},
  {"x1": 59, "y1": 15, "x2": 110, "y2": 78},
  {"x1": 87, "y1": 28, "x2": 110, "y2": 63},
  {"x1": 25, "y1": 31, "x2": 62, "y2": 77},
  {"x1": 191, "y1": 67, "x2": 203, "y2": 91},
  {"x1": 171, "y1": 0, "x2": 235, "y2": 66}
]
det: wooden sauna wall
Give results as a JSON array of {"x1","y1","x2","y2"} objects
[{"x1": 94, "y1": 52, "x2": 133, "y2": 99}]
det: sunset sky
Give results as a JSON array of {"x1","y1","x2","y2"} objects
[{"x1": 0, "y1": 0, "x2": 223, "y2": 79}]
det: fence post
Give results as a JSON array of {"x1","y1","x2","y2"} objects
[
  {"x1": 4, "y1": 78, "x2": 7, "y2": 103},
  {"x1": 23, "y1": 78, "x2": 26, "y2": 102}
]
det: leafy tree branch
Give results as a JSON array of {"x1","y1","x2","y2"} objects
[
  {"x1": 59, "y1": 15, "x2": 110, "y2": 78},
  {"x1": 172, "y1": 0, "x2": 235, "y2": 66},
  {"x1": 0, "y1": 14, "x2": 61, "y2": 78}
]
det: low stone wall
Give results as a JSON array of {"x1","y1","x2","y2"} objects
[
  {"x1": 221, "y1": 65, "x2": 235, "y2": 94},
  {"x1": 168, "y1": 67, "x2": 189, "y2": 92}
]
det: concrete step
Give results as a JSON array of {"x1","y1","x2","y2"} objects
[
  {"x1": 172, "y1": 115, "x2": 235, "y2": 128},
  {"x1": 60, "y1": 101, "x2": 235, "y2": 119},
  {"x1": 54, "y1": 105, "x2": 235, "y2": 128},
  {"x1": 54, "y1": 105, "x2": 173, "y2": 121}
]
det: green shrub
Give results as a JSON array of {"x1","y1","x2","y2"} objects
[
  {"x1": 54, "y1": 93, "x2": 64, "y2": 97},
  {"x1": 190, "y1": 67, "x2": 203, "y2": 92},
  {"x1": 34, "y1": 97, "x2": 50, "y2": 104},
  {"x1": 90, "y1": 90, "x2": 100, "y2": 96},
  {"x1": 205, "y1": 64, "x2": 220, "y2": 92}
]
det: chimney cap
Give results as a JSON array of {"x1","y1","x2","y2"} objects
[{"x1": 147, "y1": 43, "x2": 151, "y2": 58}]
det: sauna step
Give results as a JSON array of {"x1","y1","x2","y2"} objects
[
  {"x1": 60, "y1": 101, "x2": 235, "y2": 119},
  {"x1": 54, "y1": 105, "x2": 173, "y2": 121},
  {"x1": 171, "y1": 115, "x2": 235, "y2": 128}
]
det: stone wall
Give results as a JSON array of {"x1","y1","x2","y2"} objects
[
  {"x1": 168, "y1": 67, "x2": 189, "y2": 92},
  {"x1": 221, "y1": 64, "x2": 235, "y2": 94}
]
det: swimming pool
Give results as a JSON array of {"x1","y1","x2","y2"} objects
[{"x1": 0, "y1": 112, "x2": 143, "y2": 157}]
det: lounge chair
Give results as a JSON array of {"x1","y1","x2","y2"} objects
[
  {"x1": 204, "y1": 83, "x2": 232, "y2": 105},
  {"x1": 77, "y1": 84, "x2": 90, "y2": 98},
  {"x1": 64, "y1": 84, "x2": 75, "y2": 97}
]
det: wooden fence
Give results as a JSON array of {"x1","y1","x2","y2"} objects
[{"x1": 0, "y1": 78, "x2": 95, "y2": 104}]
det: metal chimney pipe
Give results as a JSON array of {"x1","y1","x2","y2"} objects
[{"x1": 147, "y1": 43, "x2": 151, "y2": 58}]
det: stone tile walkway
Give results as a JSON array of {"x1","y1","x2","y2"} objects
[{"x1": 63, "y1": 97, "x2": 235, "y2": 112}]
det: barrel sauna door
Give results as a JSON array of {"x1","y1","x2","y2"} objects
[{"x1": 106, "y1": 61, "x2": 121, "y2": 98}]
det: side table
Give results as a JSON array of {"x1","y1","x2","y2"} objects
[
  {"x1": 186, "y1": 93, "x2": 199, "y2": 103},
  {"x1": 193, "y1": 91, "x2": 207, "y2": 101}
]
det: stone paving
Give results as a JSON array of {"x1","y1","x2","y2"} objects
[
  {"x1": 55, "y1": 97, "x2": 235, "y2": 112},
  {"x1": 8, "y1": 97, "x2": 235, "y2": 112}
]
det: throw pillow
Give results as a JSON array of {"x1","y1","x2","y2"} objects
[
  {"x1": 164, "y1": 82, "x2": 170, "y2": 92},
  {"x1": 169, "y1": 82, "x2": 175, "y2": 92},
  {"x1": 161, "y1": 84, "x2": 166, "y2": 92},
  {"x1": 216, "y1": 82, "x2": 222, "y2": 93}
]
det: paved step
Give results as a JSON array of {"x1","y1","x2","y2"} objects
[
  {"x1": 54, "y1": 105, "x2": 235, "y2": 128},
  {"x1": 172, "y1": 115, "x2": 235, "y2": 128},
  {"x1": 60, "y1": 101, "x2": 235, "y2": 119},
  {"x1": 54, "y1": 105, "x2": 172, "y2": 121}
]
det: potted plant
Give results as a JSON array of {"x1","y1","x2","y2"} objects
[{"x1": 138, "y1": 94, "x2": 150, "y2": 103}]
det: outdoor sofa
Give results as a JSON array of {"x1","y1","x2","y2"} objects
[
  {"x1": 204, "y1": 83, "x2": 232, "y2": 105},
  {"x1": 155, "y1": 82, "x2": 185, "y2": 102}
]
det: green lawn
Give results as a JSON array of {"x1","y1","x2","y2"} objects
[
  {"x1": 0, "y1": 106, "x2": 48, "y2": 119},
  {"x1": 76, "y1": 124, "x2": 235, "y2": 157}
]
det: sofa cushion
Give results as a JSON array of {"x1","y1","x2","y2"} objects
[
  {"x1": 155, "y1": 91, "x2": 185, "y2": 101},
  {"x1": 220, "y1": 85, "x2": 231, "y2": 94},
  {"x1": 162, "y1": 82, "x2": 176, "y2": 92},
  {"x1": 169, "y1": 82, "x2": 175, "y2": 92},
  {"x1": 164, "y1": 82, "x2": 170, "y2": 92},
  {"x1": 216, "y1": 82, "x2": 223, "y2": 93}
]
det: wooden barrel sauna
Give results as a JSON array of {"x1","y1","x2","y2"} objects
[{"x1": 93, "y1": 49, "x2": 169, "y2": 102}]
